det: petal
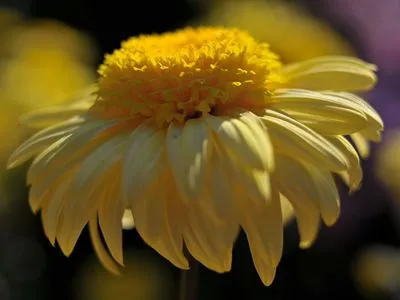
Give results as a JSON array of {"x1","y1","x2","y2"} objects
[
  {"x1": 183, "y1": 203, "x2": 239, "y2": 273},
  {"x1": 122, "y1": 123, "x2": 166, "y2": 203},
  {"x1": 130, "y1": 171, "x2": 189, "y2": 269},
  {"x1": 27, "y1": 119, "x2": 118, "y2": 187},
  {"x1": 56, "y1": 165, "x2": 119, "y2": 257},
  {"x1": 98, "y1": 177, "x2": 124, "y2": 265},
  {"x1": 351, "y1": 132, "x2": 370, "y2": 158},
  {"x1": 202, "y1": 137, "x2": 236, "y2": 221},
  {"x1": 325, "y1": 136, "x2": 362, "y2": 191},
  {"x1": 281, "y1": 56, "x2": 377, "y2": 91},
  {"x1": 239, "y1": 185, "x2": 283, "y2": 268},
  {"x1": 322, "y1": 92, "x2": 383, "y2": 132},
  {"x1": 205, "y1": 113, "x2": 273, "y2": 171},
  {"x1": 89, "y1": 215, "x2": 121, "y2": 275},
  {"x1": 270, "y1": 89, "x2": 368, "y2": 135},
  {"x1": 261, "y1": 109, "x2": 349, "y2": 172},
  {"x1": 7, "y1": 116, "x2": 84, "y2": 168},
  {"x1": 166, "y1": 119, "x2": 211, "y2": 202},
  {"x1": 274, "y1": 156, "x2": 321, "y2": 248},
  {"x1": 40, "y1": 169, "x2": 76, "y2": 245}
]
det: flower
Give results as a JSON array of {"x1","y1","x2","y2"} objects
[
  {"x1": 195, "y1": 0, "x2": 353, "y2": 63},
  {"x1": 7, "y1": 27, "x2": 382, "y2": 286}
]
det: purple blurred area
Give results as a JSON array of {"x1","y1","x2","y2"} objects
[{"x1": 0, "y1": 0, "x2": 399, "y2": 299}]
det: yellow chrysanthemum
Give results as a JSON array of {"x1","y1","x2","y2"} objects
[
  {"x1": 195, "y1": 0, "x2": 353, "y2": 63},
  {"x1": 8, "y1": 27, "x2": 383, "y2": 286}
]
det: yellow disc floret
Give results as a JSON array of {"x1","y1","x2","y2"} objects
[{"x1": 94, "y1": 27, "x2": 284, "y2": 126}]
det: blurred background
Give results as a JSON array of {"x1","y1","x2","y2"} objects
[{"x1": 0, "y1": 0, "x2": 400, "y2": 299}]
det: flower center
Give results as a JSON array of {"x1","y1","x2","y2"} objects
[{"x1": 92, "y1": 27, "x2": 284, "y2": 127}]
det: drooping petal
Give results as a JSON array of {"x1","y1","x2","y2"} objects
[
  {"x1": 351, "y1": 132, "x2": 370, "y2": 158},
  {"x1": 238, "y1": 185, "x2": 283, "y2": 269},
  {"x1": 274, "y1": 155, "x2": 321, "y2": 248},
  {"x1": 205, "y1": 113, "x2": 273, "y2": 171},
  {"x1": 325, "y1": 136, "x2": 362, "y2": 191},
  {"x1": 122, "y1": 122, "x2": 166, "y2": 203},
  {"x1": 130, "y1": 171, "x2": 189, "y2": 269},
  {"x1": 281, "y1": 56, "x2": 377, "y2": 91},
  {"x1": 261, "y1": 109, "x2": 349, "y2": 172},
  {"x1": 183, "y1": 202, "x2": 239, "y2": 273},
  {"x1": 88, "y1": 215, "x2": 121, "y2": 275},
  {"x1": 271, "y1": 89, "x2": 368, "y2": 135},
  {"x1": 165, "y1": 119, "x2": 211, "y2": 202},
  {"x1": 98, "y1": 175, "x2": 125, "y2": 265},
  {"x1": 7, "y1": 116, "x2": 85, "y2": 168}
]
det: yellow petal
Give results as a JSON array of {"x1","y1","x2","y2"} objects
[
  {"x1": 261, "y1": 109, "x2": 349, "y2": 172},
  {"x1": 131, "y1": 173, "x2": 189, "y2": 269},
  {"x1": 88, "y1": 215, "x2": 121, "y2": 275},
  {"x1": 351, "y1": 132, "x2": 370, "y2": 158},
  {"x1": 322, "y1": 92, "x2": 383, "y2": 132},
  {"x1": 40, "y1": 170, "x2": 75, "y2": 245},
  {"x1": 203, "y1": 138, "x2": 236, "y2": 221},
  {"x1": 271, "y1": 89, "x2": 368, "y2": 135},
  {"x1": 239, "y1": 186, "x2": 283, "y2": 268},
  {"x1": 98, "y1": 177, "x2": 124, "y2": 265},
  {"x1": 122, "y1": 123, "x2": 166, "y2": 202},
  {"x1": 166, "y1": 118, "x2": 211, "y2": 202},
  {"x1": 206, "y1": 113, "x2": 273, "y2": 171},
  {"x1": 325, "y1": 136, "x2": 362, "y2": 191},
  {"x1": 7, "y1": 117, "x2": 83, "y2": 168},
  {"x1": 274, "y1": 156, "x2": 321, "y2": 247},
  {"x1": 183, "y1": 203, "x2": 239, "y2": 273},
  {"x1": 281, "y1": 56, "x2": 377, "y2": 91}
]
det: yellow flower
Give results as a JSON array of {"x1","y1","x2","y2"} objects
[
  {"x1": 7, "y1": 27, "x2": 382, "y2": 286},
  {"x1": 195, "y1": 0, "x2": 354, "y2": 63}
]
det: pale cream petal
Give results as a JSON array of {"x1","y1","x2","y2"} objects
[
  {"x1": 56, "y1": 166, "x2": 114, "y2": 257},
  {"x1": 261, "y1": 109, "x2": 349, "y2": 172},
  {"x1": 205, "y1": 113, "x2": 272, "y2": 171},
  {"x1": 98, "y1": 175, "x2": 124, "y2": 265},
  {"x1": 88, "y1": 215, "x2": 121, "y2": 275},
  {"x1": 202, "y1": 138, "x2": 236, "y2": 221},
  {"x1": 40, "y1": 169, "x2": 76, "y2": 245},
  {"x1": 239, "y1": 186, "x2": 283, "y2": 268},
  {"x1": 183, "y1": 203, "x2": 239, "y2": 273},
  {"x1": 351, "y1": 132, "x2": 370, "y2": 158},
  {"x1": 271, "y1": 89, "x2": 368, "y2": 135},
  {"x1": 307, "y1": 167, "x2": 341, "y2": 226},
  {"x1": 274, "y1": 156, "x2": 321, "y2": 247},
  {"x1": 27, "y1": 119, "x2": 118, "y2": 187},
  {"x1": 7, "y1": 117, "x2": 84, "y2": 168},
  {"x1": 325, "y1": 136, "x2": 362, "y2": 191},
  {"x1": 281, "y1": 56, "x2": 377, "y2": 91},
  {"x1": 56, "y1": 133, "x2": 125, "y2": 257},
  {"x1": 322, "y1": 92, "x2": 383, "y2": 132},
  {"x1": 166, "y1": 118, "x2": 211, "y2": 202},
  {"x1": 130, "y1": 172, "x2": 189, "y2": 269},
  {"x1": 122, "y1": 123, "x2": 166, "y2": 203}
]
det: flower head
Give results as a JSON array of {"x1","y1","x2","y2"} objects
[{"x1": 8, "y1": 27, "x2": 383, "y2": 286}]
